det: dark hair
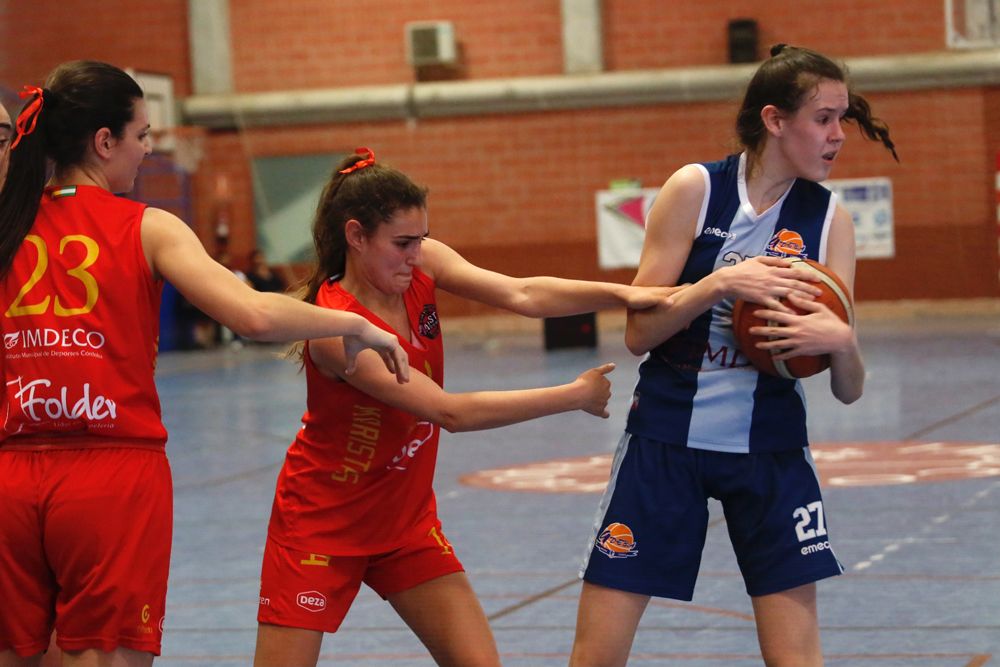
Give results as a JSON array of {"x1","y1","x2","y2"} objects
[
  {"x1": 300, "y1": 152, "x2": 428, "y2": 305},
  {"x1": 735, "y1": 44, "x2": 897, "y2": 165},
  {"x1": 0, "y1": 61, "x2": 143, "y2": 276}
]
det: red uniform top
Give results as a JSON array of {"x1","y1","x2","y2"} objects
[
  {"x1": 0, "y1": 185, "x2": 166, "y2": 449},
  {"x1": 268, "y1": 268, "x2": 444, "y2": 555}
]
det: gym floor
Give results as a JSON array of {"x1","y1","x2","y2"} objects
[{"x1": 155, "y1": 300, "x2": 998, "y2": 666}]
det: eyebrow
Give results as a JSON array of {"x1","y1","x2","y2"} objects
[
  {"x1": 0, "y1": 122, "x2": 11, "y2": 130},
  {"x1": 394, "y1": 232, "x2": 430, "y2": 241}
]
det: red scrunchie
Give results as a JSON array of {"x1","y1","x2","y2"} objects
[
  {"x1": 11, "y1": 85, "x2": 45, "y2": 150},
  {"x1": 338, "y1": 147, "x2": 376, "y2": 174}
]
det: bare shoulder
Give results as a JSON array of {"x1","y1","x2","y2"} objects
[
  {"x1": 418, "y1": 237, "x2": 461, "y2": 281},
  {"x1": 141, "y1": 206, "x2": 191, "y2": 240},
  {"x1": 644, "y1": 163, "x2": 707, "y2": 241},
  {"x1": 646, "y1": 164, "x2": 707, "y2": 228}
]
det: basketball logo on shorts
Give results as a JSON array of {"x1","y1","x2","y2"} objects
[
  {"x1": 596, "y1": 522, "x2": 639, "y2": 558},
  {"x1": 765, "y1": 228, "x2": 807, "y2": 258},
  {"x1": 419, "y1": 304, "x2": 440, "y2": 339}
]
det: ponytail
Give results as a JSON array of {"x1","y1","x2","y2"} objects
[
  {"x1": 0, "y1": 61, "x2": 143, "y2": 277},
  {"x1": 736, "y1": 44, "x2": 898, "y2": 163}
]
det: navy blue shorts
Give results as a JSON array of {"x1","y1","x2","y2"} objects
[{"x1": 580, "y1": 433, "x2": 843, "y2": 600}]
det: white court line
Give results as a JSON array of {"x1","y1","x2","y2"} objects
[{"x1": 852, "y1": 479, "x2": 999, "y2": 571}]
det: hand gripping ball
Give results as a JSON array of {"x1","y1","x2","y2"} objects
[{"x1": 732, "y1": 258, "x2": 854, "y2": 379}]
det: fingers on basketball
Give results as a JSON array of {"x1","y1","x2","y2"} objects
[{"x1": 733, "y1": 258, "x2": 853, "y2": 379}]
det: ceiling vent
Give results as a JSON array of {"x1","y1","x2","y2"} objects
[{"x1": 405, "y1": 21, "x2": 457, "y2": 67}]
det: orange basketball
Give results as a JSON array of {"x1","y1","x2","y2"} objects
[{"x1": 732, "y1": 258, "x2": 854, "y2": 379}]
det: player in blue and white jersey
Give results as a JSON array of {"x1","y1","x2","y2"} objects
[{"x1": 570, "y1": 44, "x2": 898, "y2": 667}]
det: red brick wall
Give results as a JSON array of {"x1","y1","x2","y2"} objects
[
  {"x1": 2, "y1": 0, "x2": 998, "y2": 310},
  {"x1": 0, "y1": 0, "x2": 191, "y2": 94},
  {"x1": 604, "y1": 0, "x2": 946, "y2": 69},
  {"x1": 230, "y1": 0, "x2": 564, "y2": 91}
]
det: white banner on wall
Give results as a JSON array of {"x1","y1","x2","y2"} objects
[
  {"x1": 595, "y1": 178, "x2": 895, "y2": 268},
  {"x1": 595, "y1": 188, "x2": 660, "y2": 269},
  {"x1": 823, "y1": 177, "x2": 895, "y2": 259}
]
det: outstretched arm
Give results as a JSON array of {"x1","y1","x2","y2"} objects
[
  {"x1": 310, "y1": 335, "x2": 615, "y2": 433},
  {"x1": 419, "y1": 239, "x2": 681, "y2": 319},
  {"x1": 141, "y1": 207, "x2": 409, "y2": 382}
]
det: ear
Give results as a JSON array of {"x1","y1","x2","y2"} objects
[
  {"x1": 344, "y1": 219, "x2": 367, "y2": 251},
  {"x1": 761, "y1": 105, "x2": 785, "y2": 136},
  {"x1": 93, "y1": 127, "x2": 117, "y2": 159}
]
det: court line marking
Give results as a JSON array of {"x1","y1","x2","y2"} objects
[{"x1": 905, "y1": 394, "x2": 999, "y2": 440}]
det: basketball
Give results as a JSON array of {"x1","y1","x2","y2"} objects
[{"x1": 732, "y1": 258, "x2": 854, "y2": 379}]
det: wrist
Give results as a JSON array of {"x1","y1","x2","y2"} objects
[
  {"x1": 707, "y1": 268, "x2": 730, "y2": 300},
  {"x1": 566, "y1": 379, "x2": 587, "y2": 411},
  {"x1": 832, "y1": 325, "x2": 858, "y2": 356}
]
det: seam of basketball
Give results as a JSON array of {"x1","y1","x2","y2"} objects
[
  {"x1": 766, "y1": 317, "x2": 795, "y2": 379},
  {"x1": 801, "y1": 261, "x2": 855, "y2": 327}
]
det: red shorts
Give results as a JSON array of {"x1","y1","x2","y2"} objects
[
  {"x1": 0, "y1": 447, "x2": 172, "y2": 657},
  {"x1": 258, "y1": 522, "x2": 464, "y2": 633}
]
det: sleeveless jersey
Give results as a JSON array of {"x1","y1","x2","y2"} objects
[
  {"x1": 0, "y1": 185, "x2": 165, "y2": 448},
  {"x1": 626, "y1": 153, "x2": 837, "y2": 454},
  {"x1": 268, "y1": 268, "x2": 445, "y2": 555}
]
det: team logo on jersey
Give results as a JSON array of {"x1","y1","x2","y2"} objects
[
  {"x1": 702, "y1": 226, "x2": 736, "y2": 240},
  {"x1": 596, "y1": 522, "x2": 639, "y2": 558},
  {"x1": 765, "y1": 228, "x2": 807, "y2": 258},
  {"x1": 418, "y1": 304, "x2": 440, "y2": 339},
  {"x1": 6, "y1": 376, "x2": 118, "y2": 424},
  {"x1": 296, "y1": 590, "x2": 327, "y2": 613},
  {"x1": 4, "y1": 327, "x2": 107, "y2": 352}
]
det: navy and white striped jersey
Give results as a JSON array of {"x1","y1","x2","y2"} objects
[{"x1": 625, "y1": 153, "x2": 838, "y2": 454}]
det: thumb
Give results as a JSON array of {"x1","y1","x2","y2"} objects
[{"x1": 342, "y1": 352, "x2": 358, "y2": 375}]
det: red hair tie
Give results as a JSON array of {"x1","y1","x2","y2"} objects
[
  {"x1": 11, "y1": 85, "x2": 45, "y2": 150},
  {"x1": 338, "y1": 147, "x2": 376, "y2": 174}
]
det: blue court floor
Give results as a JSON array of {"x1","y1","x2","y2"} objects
[{"x1": 154, "y1": 299, "x2": 999, "y2": 666}]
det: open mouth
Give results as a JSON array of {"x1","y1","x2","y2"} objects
[{"x1": 822, "y1": 151, "x2": 837, "y2": 162}]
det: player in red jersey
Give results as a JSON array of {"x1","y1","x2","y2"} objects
[
  {"x1": 253, "y1": 148, "x2": 683, "y2": 667},
  {"x1": 0, "y1": 61, "x2": 408, "y2": 667}
]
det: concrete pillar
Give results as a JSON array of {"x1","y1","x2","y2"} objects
[
  {"x1": 561, "y1": 0, "x2": 604, "y2": 74},
  {"x1": 189, "y1": 0, "x2": 234, "y2": 95}
]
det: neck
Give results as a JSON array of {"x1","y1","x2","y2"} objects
[
  {"x1": 744, "y1": 148, "x2": 795, "y2": 215},
  {"x1": 339, "y1": 262, "x2": 404, "y2": 312},
  {"x1": 50, "y1": 164, "x2": 111, "y2": 191}
]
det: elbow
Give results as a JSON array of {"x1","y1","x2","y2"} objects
[
  {"x1": 508, "y1": 293, "x2": 543, "y2": 319},
  {"x1": 624, "y1": 327, "x2": 652, "y2": 357},
  {"x1": 231, "y1": 298, "x2": 277, "y2": 341},
  {"x1": 833, "y1": 382, "x2": 863, "y2": 405},
  {"x1": 836, "y1": 390, "x2": 862, "y2": 406},
  {"x1": 437, "y1": 412, "x2": 464, "y2": 434}
]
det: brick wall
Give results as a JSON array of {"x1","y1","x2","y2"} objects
[
  {"x1": 0, "y1": 0, "x2": 191, "y2": 94},
  {"x1": 604, "y1": 0, "x2": 946, "y2": 69}
]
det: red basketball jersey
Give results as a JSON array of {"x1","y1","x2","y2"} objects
[
  {"x1": 268, "y1": 268, "x2": 445, "y2": 555},
  {"x1": 0, "y1": 185, "x2": 166, "y2": 448}
]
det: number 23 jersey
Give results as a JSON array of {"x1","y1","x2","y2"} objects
[{"x1": 0, "y1": 185, "x2": 165, "y2": 448}]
